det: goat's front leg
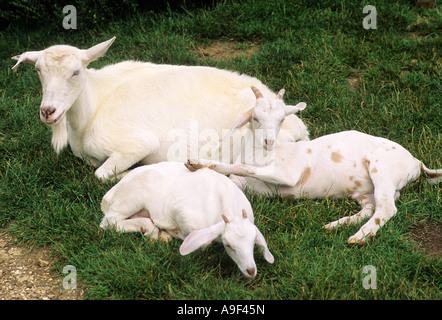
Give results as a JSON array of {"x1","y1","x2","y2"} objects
[
  {"x1": 324, "y1": 194, "x2": 375, "y2": 229},
  {"x1": 186, "y1": 159, "x2": 294, "y2": 186},
  {"x1": 95, "y1": 137, "x2": 160, "y2": 180}
]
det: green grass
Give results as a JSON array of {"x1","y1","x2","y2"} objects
[{"x1": 0, "y1": 0, "x2": 441, "y2": 299}]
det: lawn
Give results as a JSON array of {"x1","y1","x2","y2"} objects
[{"x1": 0, "y1": 0, "x2": 440, "y2": 300}]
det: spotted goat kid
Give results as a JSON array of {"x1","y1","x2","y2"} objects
[{"x1": 187, "y1": 87, "x2": 442, "y2": 246}]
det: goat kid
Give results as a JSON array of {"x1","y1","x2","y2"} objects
[
  {"x1": 188, "y1": 87, "x2": 442, "y2": 246},
  {"x1": 12, "y1": 37, "x2": 308, "y2": 180},
  {"x1": 100, "y1": 162, "x2": 274, "y2": 278}
]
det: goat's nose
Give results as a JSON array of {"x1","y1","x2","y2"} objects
[
  {"x1": 40, "y1": 106, "x2": 56, "y2": 120},
  {"x1": 246, "y1": 268, "x2": 256, "y2": 277}
]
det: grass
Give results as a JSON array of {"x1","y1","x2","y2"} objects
[{"x1": 0, "y1": 0, "x2": 441, "y2": 299}]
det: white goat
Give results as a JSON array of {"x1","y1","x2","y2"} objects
[
  {"x1": 188, "y1": 87, "x2": 442, "y2": 246},
  {"x1": 99, "y1": 161, "x2": 274, "y2": 278},
  {"x1": 12, "y1": 37, "x2": 308, "y2": 179}
]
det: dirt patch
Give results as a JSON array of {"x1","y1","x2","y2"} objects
[
  {"x1": 407, "y1": 220, "x2": 442, "y2": 257},
  {"x1": 0, "y1": 230, "x2": 84, "y2": 300},
  {"x1": 195, "y1": 40, "x2": 259, "y2": 61},
  {"x1": 346, "y1": 76, "x2": 360, "y2": 92}
]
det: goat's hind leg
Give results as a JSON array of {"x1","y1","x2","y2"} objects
[
  {"x1": 324, "y1": 194, "x2": 375, "y2": 230},
  {"x1": 348, "y1": 186, "x2": 398, "y2": 247},
  {"x1": 100, "y1": 210, "x2": 160, "y2": 240}
]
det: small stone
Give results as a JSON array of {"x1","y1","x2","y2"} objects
[
  {"x1": 37, "y1": 259, "x2": 50, "y2": 267},
  {"x1": 8, "y1": 248, "x2": 22, "y2": 256}
]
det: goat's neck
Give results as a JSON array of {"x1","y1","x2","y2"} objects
[{"x1": 67, "y1": 75, "x2": 96, "y2": 133}]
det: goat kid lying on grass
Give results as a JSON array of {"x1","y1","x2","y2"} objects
[
  {"x1": 11, "y1": 37, "x2": 308, "y2": 180},
  {"x1": 100, "y1": 162, "x2": 274, "y2": 278},
  {"x1": 187, "y1": 87, "x2": 442, "y2": 246}
]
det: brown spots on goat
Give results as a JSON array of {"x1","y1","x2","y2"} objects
[
  {"x1": 371, "y1": 167, "x2": 378, "y2": 174},
  {"x1": 392, "y1": 146, "x2": 396, "y2": 150},
  {"x1": 354, "y1": 181, "x2": 362, "y2": 188},
  {"x1": 362, "y1": 158, "x2": 370, "y2": 170},
  {"x1": 331, "y1": 151, "x2": 343, "y2": 163},
  {"x1": 349, "y1": 176, "x2": 354, "y2": 181},
  {"x1": 306, "y1": 148, "x2": 312, "y2": 154},
  {"x1": 295, "y1": 167, "x2": 312, "y2": 187}
]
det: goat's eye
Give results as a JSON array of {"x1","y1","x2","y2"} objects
[
  {"x1": 72, "y1": 70, "x2": 80, "y2": 77},
  {"x1": 253, "y1": 117, "x2": 260, "y2": 123}
]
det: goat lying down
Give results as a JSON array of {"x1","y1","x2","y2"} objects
[
  {"x1": 100, "y1": 162, "x2": 274, "y2": 278},
  {"x1": 188, "y1": 87, "x2": 442, "y2": 246},
  {"x1": 11, "y1": 37, "x2": 308, "y2": 180}
]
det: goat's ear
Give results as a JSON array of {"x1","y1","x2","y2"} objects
[
  {"x1": 276, "y1": 89, "x2": 285, "y2": 100},
  {"x1": 179, "y1": 221, "x2": 224, "y2": 255},
  {"x1": 284, "y1": 102, "x2": 306, "y2": 115},
  {"x1": 11, "y1": 50, "x2": 43, "y2": 70},
  {"x1": 255, "y1": 227, "x2": 274, "y2": 264},
  {"x1": 219, "y1": 108, "x2": 253, "y2": 142},
  {"x1": 82, "y1": 36, "x2": 116, "y2": 65}
]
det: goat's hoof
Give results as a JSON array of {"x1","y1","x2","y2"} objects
[
  {"x1": 348, "y1": 237, "x2": 366, "y2": 247},
  {"x1": 323, "y1": 222, "x2": 335, "y2": 230},
  {"x1": 158, "y1": 231, "x2": 172, "y2": 243},
  {"x1": 185, "y1": 159, "x2": 204, "y2": 172},
  {"x1": 348, "y1": 232, "x2": 375, "y2": 247}
]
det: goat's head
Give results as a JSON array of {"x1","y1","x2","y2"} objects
[
  {"x1": 179, "y1": 209, "x2": 274, "y2": 279},
  {"x1": 12, "y1": 37, "x2": 116, "y2": 126},
  {"x1": 224, "y1": 86, "x2": 306, "y2": 150}
]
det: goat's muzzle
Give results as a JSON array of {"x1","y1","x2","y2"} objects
[
  {"x1": 40, "y1": 106, "x2": 65, "y2": 125},
  {"x1": 246, "y1": 267, "x2": 256, "y2": 278}
]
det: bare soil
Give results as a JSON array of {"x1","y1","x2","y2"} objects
[
  {"x1": 0, "y1": 230, "x2": 84, "y2": 300},
  {"x1": 195, "y1": 40, "x2": 259, "y2": 61},
  {"x1": 407, "y1": 220, "x2": 442, "y2": 257}
]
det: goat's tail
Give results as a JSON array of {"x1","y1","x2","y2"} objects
[{"x1": 421, "y1": 163, "x2": 442, "y2": 185}]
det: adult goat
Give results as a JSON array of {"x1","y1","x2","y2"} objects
[{"x1": 12, "y1": 37, "x2": 308, "y2": 179}]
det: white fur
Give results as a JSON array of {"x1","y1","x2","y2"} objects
[
  {"x1": 189, "y1": 89, "x2": 442, "y2": 246},
  {"x1": 12, "y1": 37, "x2": 308, "y2": 179},
  {"x1": 99, "y1": 162, "x2": 274, "y2": 278}
]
